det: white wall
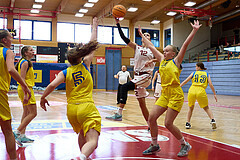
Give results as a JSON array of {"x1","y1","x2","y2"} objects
[{"x1": 173, "y1": 20, "x2": 210, "y2": 60}]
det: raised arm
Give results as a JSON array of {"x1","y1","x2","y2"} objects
[
  {"x1": 208, "y1": 74, "x2": 217, "y2": 102},
  {"x1": 115, "y1": 18, "x2": 136, "y2": 49},
  {"x1": 40, "y1": 71, "x2": 65, "y2": 111},
  {"x1": 138, "y1": 26, "x2": 164, "y2": 62},
  {"x1": 83, "y1": 17, "x2": 99, "y2": 69},
  {"x1": 175, "y1": 20, "x2": 202, "y2": 67},
  {"x1": 6, "y1": 50, "x2": 31, "y2": 104},
  {"x1": 180, "y1": 72, "x2": 193, "y2": 87}
]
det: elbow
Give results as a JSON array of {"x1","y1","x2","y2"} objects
[{"x1": 8, "y1": 68, "x2": 15, "y2": 76}]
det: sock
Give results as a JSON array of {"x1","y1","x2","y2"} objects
[
  {"x1": 179, "y1": 137, "x2": 186, "y2": 145},
  {"x1": 211, "y1": 119, "x2": 216, "y2": 122},
  {"x1": 15, "y1": 130, "x2": 20, "y2": 134},
  {"x1": 117, "y1": 108, "x2": 123, "y2": 115},
  {"x1": 79, "y1": 154, "x2": 86, "y2": 160},
  {"x1": 152, "y1": 137, "x2": 158, "y2": 146}
]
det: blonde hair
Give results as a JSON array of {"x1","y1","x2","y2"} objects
[{"x1": 168, "y1": 45, "x2": 179, "y2": 55}]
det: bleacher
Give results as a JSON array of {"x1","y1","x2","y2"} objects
[{"x1": 185, "y1": 46, "x2": 240, "y2": 63}]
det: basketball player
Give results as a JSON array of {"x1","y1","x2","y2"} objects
[
  {"x1": 106, "y1": 18, "x2": 156, "y2": 130},
  {"x1": 0, "y1": 29, "x2": 31, "y2": 160},
  {"x1": 138, "y1": 20, "x2": 202, "y2": 157},
  {"x1": 180, "y1": 62, "x2": 217, "y2": 129},
  {"x1": 13, "y1": 46, "x2": 37, "y2": 145},
  {"x1": 151, "y1": 70, "x2": 161, "y2": 102},
  {"x1": 40, "y1": 17, "x2": 101, "y2": 160}
]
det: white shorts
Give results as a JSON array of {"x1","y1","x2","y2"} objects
[
  {"x1": 154, "y1": 82, "x2": 162, "y2": 98},
  {"x1": 131, "y1": 74, "x2": 152, "y2": 88},
  {"x1": 134, "y1": 87, "x2": 149, "y2": 99}
]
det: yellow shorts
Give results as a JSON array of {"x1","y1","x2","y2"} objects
[
  {"x1": 0, "y1": 91, "x2": 11, "y2": 121},
  {"x1": 67, "y1": 102, "x2": 101, "y2": 136},
  {"x1": 155, "y1": 85, "x2": 184, "y2": 112},
  {"x1": 17, "y1": 86, "x2": 36, "y2": 106},
  {"x1": 188, "y1": 86, "x2": 208, "y2": 108}
]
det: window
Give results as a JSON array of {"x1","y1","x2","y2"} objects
[
  {"x1": 14, "y1": 20, "x2": 32, "y2": 40},
  {"x1": 113, "y1": 27, "x2": 129, "y2": 45},
  {"x1": 164, "y1": 28, "x2": 171, "y2": 47},
  {"x1": 98, "y1": 26, "x2": 112, "y2": 44},
  {"x1": 33, "y1": 21, "x2": 51, "y2": 41},
  {"x1": 0, "y1": 18, "x2": 7, "y2": 29},
  {"x1": 135, "y1": 28, "x2": 159, "y2": 47},
  {"x1": 75, "y1": 24, "x2": 91, "y2": 43},
  {"x1": 57, "y1": 23, "x2": 74, "y2": 42}
]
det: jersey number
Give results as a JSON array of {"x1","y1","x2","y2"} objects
[
  {"x1": 140, "y1": 50, "x2": 148, "y2": 56},
  {"x1": 194, "y1": 74, "x2": 206, "y2": 83},
  {"x1": 72, "y1": 71, "x2": 85, "y2": 87}
]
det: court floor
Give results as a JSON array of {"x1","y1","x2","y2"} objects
[{"x1": 1, "y1": 90, "x2": 240, "y2": 160}]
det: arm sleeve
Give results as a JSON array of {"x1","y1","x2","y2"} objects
[{"x1": 117, "y1": 23, "x2": 130, "y2": 44}]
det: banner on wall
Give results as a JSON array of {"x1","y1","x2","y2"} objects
[
  {"x1": 33, "y1": 70, "x2": 42, "y2": 83},
  {"x1": 36, "y1": 55, "x2": 58, "y2": 63},
  {"x1": 130, "y1": 58, "x2": 134, "y2": 66},
  {"x1": 96, "y1": 57, "x2": 105, "y2": 64}
]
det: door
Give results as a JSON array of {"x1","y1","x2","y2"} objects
[{"x1": 105, "y1": 48, "x2": 122, "y2": 91}]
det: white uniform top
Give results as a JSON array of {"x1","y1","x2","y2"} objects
[
  {"x1": 117, "y1": 71, "x2": 131, "y2": 85},
  {"x1": 134, "y1": 45, "x2": 155, "y2": 73}
]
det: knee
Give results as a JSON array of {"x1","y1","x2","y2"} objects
[
  {"x1": 148, "y1": 115, "x2": 156, "y2": 124},
  {"x1": 164, "y1": 121, "x2": 173, "y2": 129}
]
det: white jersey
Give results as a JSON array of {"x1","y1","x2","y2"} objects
[
  {"x1": 117, "y1": 71, "x2": 130, "y2": 85},
  {"x1": 134, "y1": 45, "x2": 155, "y2": 73},
  {"x1": 157, "y1": 72, "x2": 161, "y2": 84}
]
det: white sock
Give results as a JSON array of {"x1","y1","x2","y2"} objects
[
  {"x1": 152, "y1": 137, "x2": 158, "y2": 146},
  {"x1": 15, "y1": 130, "x2": 21, "y2": 134},
  {"x1": 79, "y1": 154, "x2": 86, "y2": 160},
  {"x1": 117, "y1": 108, "x2": 123, "y2": 115},
  {"x1": 179, "y1": 137, "x2": 186, "y2": 145}
]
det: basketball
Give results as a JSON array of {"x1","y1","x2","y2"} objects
[{"x1": 112, "y1": 5, "x2": 126, "y2": 18}]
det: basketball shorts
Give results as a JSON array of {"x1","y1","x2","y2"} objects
[
  {"x1": 67, "y1": 102, "x2": 101, "y2": 136},
  {"x1": 17, "y1": 86, "x2": 36, "y2": 106},
  {"x1": 131, "y1": 74, "x2": 152, "y2": 88},
  {"x1": 155, "y1": 85, "x2": 184, "y2": 112},
  {"x1": 154, "y1": 82, "x2": 162, "y2": 98},
  {"x1": 0, "y1": 91, "x2": 11, "y2": 121},
  {"x1": 134, "y1": 87, "x2": 149, "y2": 99},
  {"x1": 188, "y1": 86, "x2": 208, "y2": 108}
]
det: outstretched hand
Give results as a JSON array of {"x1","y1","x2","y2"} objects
[
  {"x1": 40, "y1": 98, "x2": 49, "y2": 111},
  {"x1": 190, "y1": 20, "x2": 202, "y2": 30},
  {"x1": 114, "y1": 17, "x2": 119, "y2": 24},
  {"x1": 92, "y1": 17, "x2": 99, "y2": 28},
  {"x1": 138, "y1": 25, "x2": 143, "y2": 37}
]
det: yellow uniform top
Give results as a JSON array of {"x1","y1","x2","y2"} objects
[
  {"x1": 17, "y1": 59, "x2": 35, "y2": 87},
  {"x1": 63, "y1": 62, "x2": 93, "y2": 104},
  {"x1": 159, "y1": 59, "x2": 182, "y2": 87},
  {"x1": 0, "y1": 47, "x2": 11, "y2": 92},
  {"x1": 191, "y1": 71, "x2": 208, "y2": 89}
]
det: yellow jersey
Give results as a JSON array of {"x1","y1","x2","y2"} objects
[
  {"x1": 159, "y1": 59, "x2": 182, "y2": 87},
  {"x1": 191, "y1": 71, "x2": 208, "y2": 89},
  {"x1": 0, "y1": 47, "x2": 11, "y2": 92},
  {"x1": 17, "y1": 59, "x2": 35, "y2": 87},
  {"x1": 63, "y1": 62, "x2": 93, "y2": 103}
]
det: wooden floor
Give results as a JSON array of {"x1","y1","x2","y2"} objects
[{"x1": 3, "y1": 89, "x2": 240, "y2": 159}]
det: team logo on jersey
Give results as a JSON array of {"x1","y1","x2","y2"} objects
[{"x1": 72, "y1": 71, "x2": 85, "y2": 87}]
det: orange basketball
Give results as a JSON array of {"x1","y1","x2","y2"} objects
[{"x1": 112, "y1": 5, "x2": 126, "y2": 18}]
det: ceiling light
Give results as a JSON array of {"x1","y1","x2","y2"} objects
[
  {"x1": 127, "y1": 7, "x2": 138, "y2": 12},
  {"x1": 32, "y1": 4, "x2": 42, "y2": 9},
  {"x1": 184, "y1": 1, "x2": 196, "y2": 7},
  {"x1": 88, "y1": 0, "x2": 99, "y2": 3},
  {"x1": 151, "y1": 20, "x2": 160, "y2": 24},
  {"x1": 119, "y1": 17, "x2": 124, "y2": 21},
  {"x1": 142, "y1": 0, "x2": 151, "y2": 1},
  {"x1": 75, "y1": 13, "x2": 84, "y2": 17},
  {"x1": 83, "y1": 3, "x2": 94, "y2": 7},
  {"x1": 166, "y1": 11, "x2": 177, "y2": 16},
  {"x1": 30, "y1": 9, "x2": 40, "y2": 13},
  {"x1": 79, "y1": 9, "x2": 88, "y2": 13},
  {"x1": 35, "y1": 0, "x2": 45, "y2": 2}
]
